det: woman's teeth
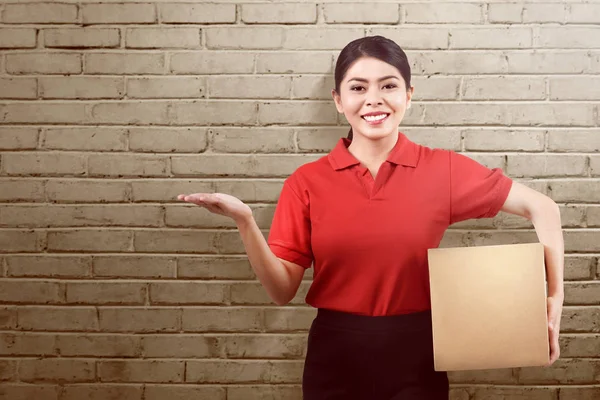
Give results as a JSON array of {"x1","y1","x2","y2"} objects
[{"x1": 363, "y1": 114, "x2": 388, "y2": 121}]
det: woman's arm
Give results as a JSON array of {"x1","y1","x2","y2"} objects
[{"x1": 500, "y1": 181, "x2": 564, "y2": 365}]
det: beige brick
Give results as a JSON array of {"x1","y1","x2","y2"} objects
[
  {"x1": 0, "y1": 77, "x2": 37, "y2": 100},
  {"x1": 56, "y1": 334, "x2": 141, "y2": 357},
  {"x1": 209, "y1": 75, "x2": 290, "y2": 99},
  {"x1": 43, "y1": 127, "x2": 127, "y2": 151},
  {"x1": 259, "y1": 101, "x2": 337, "y2": 125},
  {"x1": 422, "y1": 103, "x2": 595, "y2": 127},
  {"x1": 405, "y1": 3, "x2": 483, "y2": 23},
  {"x1": 462, "y1": 77, "x2": 546, "y2": 100},
  {"x1": 587, "y1": 206, "x2": 600, "y2": 227},
  {"x1": 548, "y1": 130, "x2": 600, "y2": 152},
  {"x1": 559, "y1": 387, "x2": 600, "y2": 400},
  {"x1": 99, "y1": 360, "x2": 184, "y2": 382},
  {"x1": 85, "y1": 53, "x2": 165, "y2": 75},
  {"x1": 448, "y1": 369, "x2": 516, "y2": 384},
  {"x1": 409, "y1": 51, "x2": 507, "y2": 75},
  {"x1": 170, "y1": 51, "x2": 254, "y2": 74},
  {"x1": 550, "y1": 76, "x2": 600, "y2": 100},
  {"x1": 517, "y1": 359, "x2": 600, "y2": 384},
  {"x1": 453, "y1": 27, "x2": 532, "y2": 49},
  {"x1": 0, "y1": 127, "x2": 38, "y2": 149},
  {"x1": 134, "y1": 230, "x2": 217, "y2": 253},
  {"x1": 66, "y1": 282, "x2": 146, "y2": 305},
  {"x1": 256, "y1": 52, "x2": 333, "y2": 74},
  {"x1": 230, "y1": 281, "x2": 306, "y2": 306},
  {"x1": 82, "y1": 3, "x2": 156, "y2": 24},
  {"x1": 182, "y1": 308, "x2": 263, "y2": 332},
  {"x1": 0, "y1": 333, "x2": 55, "y2": 356},
  {"x1": 0, "y1": 280, "x2": 62, "y2": 304},
  {"x1": 565, "y1": 230, "x2": 600, "y2": 252},
  {"x1": 488, "y1": 3, "x2": 523, "y2": 23},
  {"x1": 212, "y1": 127, "x2": 296, "y2": 153},
  {"x1": 0, "y1": 360, "x2": 17, "y2": 381},
  {"x1": 186, "y1": 360, "x2": 269, "y2": 383},
  {"x1": 160, "y1": 3, "x2": 236, "y2": 24},
  {"x1": 127, "y1": 77, "x2": 205, "y2": 99},
  {"x1": 169, "y1": 101, "x2": 256, "y2": 125},
  {"x1": 227, "y1": 386, "x2": 303, "y2": 400},
  {"x1": 39, "y1": 77, "x2": 124, "y2": 99},
  {"x1": 284, "y1": 28, "x2": 364, "y2": 50},
  {"x1": 19, "y1": 359, "x2": 93, "y2": 382},
  {"x1": 568, "y1": 4, "x2": 600, "y2": 23},
  {"x1": 0, "y1": 306, "x2": 17, "y2": 329},
  {"x1": 215, "y1": 231, "x2": 249, "y2": 254},
  {"x1": 93, "y1": 256, "x2": 176, "y2": 278},
  {"x1": 171, "y1": 154, "x2": 319, "y2": 178},
  {"x1": 129, "y1": 127, "x2": 207, "y2": 153},
  {"x1": 0, "y1": 179, "x2": 45, "y2": 202},
  {"x1": 565, "y1": 282, "x2": 600, "y2": 305},
  {"x1": 149, "y1": 282, "x2": 228, "y2": 305},
  {"x1": 178, "y1": 257, "x2": 255, "y2": 280},
  {"x1": 214, "y1": 180, "x2": 283, "y2": 202},
  {"x1": 399, "y1": 128, "x2": 461, "y2": 150},
  {"x1": 564, "y1": 256, "x2": 594, "y2": 280},
  {"x1": 464, "y1": 129, "x2": 544, "y2": 151},
  {"x1": 264, "y1": 307, "x2": 315, "y2": 332},
  {"x1": 47, "y1": 230, "x2": 133, "y2": 252},
  {"x1": 291, "y1": 75, "x2": 335, "y2": 100},
  {"x1": 508, "y1": 155, "x2": 586, "y2": 178},
  {"x1": 88, "y1": 101, "x2": 168, "y2": 125},
  {"x1": 6, "y1": 256, "x2": 91, "y2": 278},
  {"x1": 6, "y1": 53, "x2": 81, "y2": 74},
  {"x1": 559, "y1": 205, "x2": 586, "y2": 228},
  {"x1": 0, "y1": 28, "x2": 36, "y2": 48},
  {"x1": 88, "y1": 154, "x2": 168, "y2": 177},
  {"x1": 1, "y1": 103, "x2": 87, "y2": 124},
  {"x1": 296, "y1": 127, "x2": 351, "y2": 152},
  {"x1": 592, "y1": 156, "x2": 600, "y2": 176},
  {"x1": 221, "y1": 334, "x2": 305, "y2": 359},
  {"x1": 324, "y1": 3, "x2": 398, "y2": 24},
  {"x1": 243, "y1": 3, "x2": 315, "y2": 24},
  {"x1": 142, "y1": 335, "x2": 217, "y2": 358},
  {"x1": 506, "y1": 51, "x2": 591, "y2": 74},
  {"x1": 207, "y1": 27, "x2": 283, "y2": 50},
  {"x1": 469, "y1": 387, "x2": 556, "y2": 399},
  {"x1": 524, "y1": 4, "x2": 566, "y2": 23},
  {"x1": 548, "y1": 180, "x2": 600, "y2": 203},
  {"x1": 3, "y1": 3, "x2": 78, "y2": 24},
  {"x1": 370, "y1": 27, "x2": 448, "y2": 50},
  {"x1": 0, "y1": 230, "x2": 43, "y2": 253},
  {"x1": 405, "y1": 76, "x2": 458, "y2": 101},
  {"x1": 46, "y1": 180, "x2": 130, "y2": 203},
  {"x1": 131, "y1": 180, "x2": 213, "y2": 202},
  {"x1": 44, "y1": 28, "x2": 119, "y2": 48},
  {"x1": 538, "y1": 27, "x2": 600, "y2": 49},
  {"x1": 0, "y1": 384, "x2": 58, "y2": 400},
  {"x1": 1, "y1": 204, "x2": 162, "y2": 228},
  {"x1": 61, "y1": 385, "x2": 143, "y2": 400},
  {"x1": 2, "y1": 153, "x2": 85, "y2": 176},
  {"x1": 126, "y1": 28, "x2": 200, "y2": 49},
  {"x1": 99, "y1": 308, "x2": 180, "y2": 333},
  {"x1": 561, "y1": 334, "x2": 600, "y2": 358},
  {"x1": 562, "y1": 306, "x2": 600, "y2": 332},
  {"x1": 145, "y1": 385, "x2": 225, "y2": 400}
]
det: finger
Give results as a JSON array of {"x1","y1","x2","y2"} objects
[{"x1": 177, "y1": 194, "x2": 186, "y2": 201}]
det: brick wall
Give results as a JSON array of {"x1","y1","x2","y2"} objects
[{"x1": 0, "y1": 1, "x2": 599, "y2": 399}]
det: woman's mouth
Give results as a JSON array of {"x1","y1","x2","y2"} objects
[{"x1": 361, "y1": 113, "x2": 390, "y2": 125}]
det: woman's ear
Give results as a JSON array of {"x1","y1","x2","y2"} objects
[{"x1": 331, "y1": 89, "x2": 343, "y2": 113}]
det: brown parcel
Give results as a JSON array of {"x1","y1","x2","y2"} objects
[{"x1": 427, "y1": 242, "x2": 549, "y2": 371}]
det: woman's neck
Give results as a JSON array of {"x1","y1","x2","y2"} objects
[{"x1": 347, "y1": 131, "x2": 399, "y2": 168}]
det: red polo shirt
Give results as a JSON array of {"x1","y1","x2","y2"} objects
[{"x1": 267, "y1": 133, "x2": 513, "y2": 316}]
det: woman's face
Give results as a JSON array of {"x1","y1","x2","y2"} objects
[{"x1": 332, "y1": 56, "x2": 413, "y2": 141}]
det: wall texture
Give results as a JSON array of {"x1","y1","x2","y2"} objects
[{"x1": 0, "y1": 0, "x2": 599, "y2": 399}]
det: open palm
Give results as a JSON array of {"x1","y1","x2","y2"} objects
[{"x1": 177, "y1": 193, "x2": 253, "y2": 224}]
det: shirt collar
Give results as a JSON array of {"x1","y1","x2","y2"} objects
[{"x1": 328, "y1": 132, "x2": 419, "y2": 171}]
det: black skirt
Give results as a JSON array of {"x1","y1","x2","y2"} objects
[{"x1": 302, "y1": 308, "x2": 449, "y2": 400}]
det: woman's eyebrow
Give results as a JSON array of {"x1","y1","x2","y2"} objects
[{"x1": 347, "y1": 75, "x2": 399, "y2": 83}]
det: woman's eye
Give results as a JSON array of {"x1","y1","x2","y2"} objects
[
  {"x1": 350, "y1": 86, "x2": 364, "y2": 91},
  {"x1": 350, "y1": 84, "x2": 397, "y2": 91},
  {"x1": 384, "y1": 84, "x2": 397, "y2": 89}
]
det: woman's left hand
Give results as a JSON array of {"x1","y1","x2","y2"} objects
[{"x1": 546, "y1": 295, "x2": 564, "y2": 366}]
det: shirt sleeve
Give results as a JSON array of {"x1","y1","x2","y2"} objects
[
  {"x1": 449, "y1": 150, "x2": 513, "y2": 224},
  {"x1": 267, "y1": 174, "x2": 314, "y2": 269}
]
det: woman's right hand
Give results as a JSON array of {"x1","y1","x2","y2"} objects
[{"x1": 177, "y1": 193, "x2": 253, "y2": 225}]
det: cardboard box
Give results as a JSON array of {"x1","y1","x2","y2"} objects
[{"x1": 427, "y1": 242, "x2": 550, "y2": 371}]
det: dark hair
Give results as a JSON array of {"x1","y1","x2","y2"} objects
[{"x1": 334, "y1": 36, "x2": 411, "y2": 141}]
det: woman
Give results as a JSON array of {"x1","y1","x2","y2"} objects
[{"x1": 178, "y1": 36, "x2": 564, "y2": 400}]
